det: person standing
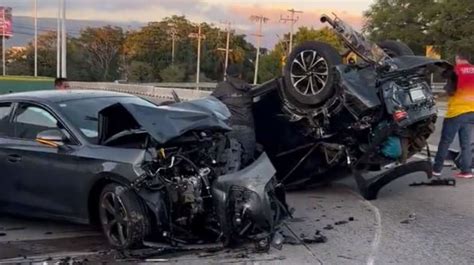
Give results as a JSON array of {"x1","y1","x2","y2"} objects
[
  {"x1": 433, "y1": 50, "x2": 474, "y2": 179},
  {"x1": 211, "y1": 64, "x2": 256, "y2": 165}
]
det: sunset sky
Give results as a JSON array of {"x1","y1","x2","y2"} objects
[{"x1": 3, "y1": 0, "x2": 375, "y2": 47}]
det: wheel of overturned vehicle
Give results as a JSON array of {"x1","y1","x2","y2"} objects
[
  {"x1": 378, "y1": 40, "x2": 414, "y2": 57},
  {"x1": 284, "y1": 41, "x2": 342, "y2": 108},
  {"x1": 99, "y1": 183, "x2": 150, "y2": 249}
]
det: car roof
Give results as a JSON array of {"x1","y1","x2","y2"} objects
[{"x1": 0, "y1": 89, "x2": 135, "y2": 103}]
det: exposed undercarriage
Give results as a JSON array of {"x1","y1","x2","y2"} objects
[{"x1": 250, "y1": 14, "x2": 451, "y2": 198}]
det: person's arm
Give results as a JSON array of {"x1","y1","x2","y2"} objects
[{"x1": 211, "y1": 83, "x2": 226, "y2": 100}]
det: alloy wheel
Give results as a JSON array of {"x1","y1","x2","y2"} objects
[
  {"x1": 99, "y1": 191, "x2": 130, "y2": 247},
  {"x1": 290, "y1": 50, "x2": 329, "y2": 96}
]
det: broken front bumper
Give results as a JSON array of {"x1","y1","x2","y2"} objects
[{"x1": 212, "y1": 152, "x2": 287, "y2": 247}]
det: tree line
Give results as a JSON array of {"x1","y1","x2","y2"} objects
[
  {"x1": 4, "y1": 0, "x2": 474, "y2": 83},
  {"x1": 364, "y1": 0, "x2": 474, "y2": 60}
]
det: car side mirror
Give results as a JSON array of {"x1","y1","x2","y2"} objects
[{"x1": 36, "y1": 129, "x2": 67, "y2": 148}]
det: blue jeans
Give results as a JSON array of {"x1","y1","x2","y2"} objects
[{"x1": 433, "y1": 112, "x2": 474, "y2": 173}]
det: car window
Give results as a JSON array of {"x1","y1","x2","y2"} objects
[
  {"x1": 0, "y1": 103, "x2": 13, "y2": 137},
  {"x1": 58, "y1": 96, "x2": 157, "y2": 144},
  {"x1": 16, "y1": 106, "x2": 58, "y2": 128},
  {"x1": 13, "y1": 104, "x2": 60, "y2": 140}
]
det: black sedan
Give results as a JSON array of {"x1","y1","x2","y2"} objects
[
  {"x1": 0, "y1": 90, "x2": 287, "y2": 250},
  {"x1": 0, "y1": 90, "x2": 164, "y2": 246}
]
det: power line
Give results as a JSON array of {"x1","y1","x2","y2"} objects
[
  {"x1": 218, "y1": 21, "x2": 233, "y2": 81},
  {"x1": 250, "y1": 15, "x2": 269, "y2": 85},
  {"x1": 280, "y1": 8, "x2": 303, "y2": 54}
]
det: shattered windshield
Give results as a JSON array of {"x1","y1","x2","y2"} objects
[{"x1": 58, "y1": 96, "x2": 156, "y2": 143}]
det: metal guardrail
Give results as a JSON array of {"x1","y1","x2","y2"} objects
[
  {"x1": 68, "y1": 82, "x2": 211, "y2": 101},
  {"x1": 140, "y1": 82, "x2": 217, "y2": 91}
]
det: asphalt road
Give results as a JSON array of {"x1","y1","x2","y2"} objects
[{"x1": 0, "y1": 102, "x2": 473, "y2": 264}]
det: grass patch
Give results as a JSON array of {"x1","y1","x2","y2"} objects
[
  {"x1": 0, "y1": 75, "x2": 54, "y2": 82},
  {"x1": 0, "y1": 77, "x2": 54, "y2": 94}
]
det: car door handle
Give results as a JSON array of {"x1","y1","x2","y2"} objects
[{"x1": 7, "y1": 154, "x2": 22, "y2": 163}]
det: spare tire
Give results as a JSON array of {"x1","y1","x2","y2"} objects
[
  {"x1": 283, "y1": 41, "x2": 342, "y2": 108},
  {"x1": 378, "y1": 40, "x2": 414, "y2": 58}
]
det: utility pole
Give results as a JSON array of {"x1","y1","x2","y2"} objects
[
  {"x1": 167, "y1": 23, "x2": 177, "y2": 65},
  {"x1": 250, "y1": 15, "x2": 269, "y2": 85},
  {"x1": 218, "y1": 21, "x2": 233, "y2": 80},
  {"x1": 34, "y1": 0, "x2": 38, "y2": 77},
  {"x1": 56, "y1": 0, "x2": 61, "y2": 77},
  {"x1": 189, "y1": 23, "x2": 205, "y2": 89},
  {"x1": 2, "y1": 7, "x2": 5, "y2": 76},
  {"x1": 280, "y1": 8, "x2": 303, "y2": 54},
  {"x1": 60, "y1": 0, "x2": 67, "y2": 78}
]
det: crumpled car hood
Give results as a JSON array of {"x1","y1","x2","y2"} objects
[{"x1": 98, "y1": 96, "x2": 231, "y2": 145}]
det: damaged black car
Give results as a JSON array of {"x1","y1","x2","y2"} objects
[
  {"x1": 251, "y1": 14, "x2": 452, "y2": 199},
  {"x1": 0, "y1": 90, "x2": 287, "y2": 249}
]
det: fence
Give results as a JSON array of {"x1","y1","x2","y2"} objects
[
  {"x1": 70, "y1": 81, "x2": 448, "y2": 101},
  {"x1": 69, "y1": 82, "x2": 211, "y2": 101}
]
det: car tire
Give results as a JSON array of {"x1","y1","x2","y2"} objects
[
  {"x1": 283, "y1": 41, "x2": 343, "y2": 108},
  {"x1": 99, "y1": 183, "x2": 150, "y2": 249},
  {"x1": 378, "y1": 40, "x2": 414, "y2": 57}
]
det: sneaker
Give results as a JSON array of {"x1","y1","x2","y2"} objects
[
  {"x1": 432, "y1": 171, "x2": 442, "y2": 178},
  {"x1": 454, "y1": 172, "x2": 473, "y2": 179}
]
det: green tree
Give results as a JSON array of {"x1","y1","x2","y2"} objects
[
  {"x1": 159, "y1": 64, "x2": 186, "y2": 82},
  {"x1": 124, "y1": 15, "x2": 256, "y2": 83},
  {"x1": 128, "y1": 61, "x2": 154, "y2": 82},
  {"x1": 29, "y1": 31, "x2": 58, "y2": 77},
  {"x1": 258, "y1": 52, "x2": 281, "y2": 83},
  {"x1": 124, "y1": 16, "x2": 196, "y2": 81},
  {"x1": 6, "y1": 47, "x2": 30, "y2": 76},
  {"x1": 430, "y1": 0, "x2": 474, "y2": 60},
  {"x1": 363, "y1": 0, "x2": 440, "y2": 55},
  {"x1": 294, "y1": 26, "x2": 344, "y2": 51},
  {"x1": 76, "y1": 26, "x2": 125, "y2": 81}
]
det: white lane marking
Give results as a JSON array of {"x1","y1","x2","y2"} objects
[
  {"x1": 362, "y1": 200, "x2": 383, "y2": 265},
  {"x1": 346, "y1": 189, "x2": 383, "y2": 265}
]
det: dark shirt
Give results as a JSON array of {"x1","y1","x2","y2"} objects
[{"x1": 211, "y1": 77, "x2": 254, "y2": 128}]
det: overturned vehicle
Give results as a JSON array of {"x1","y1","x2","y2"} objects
[
  {"x1": 251, "y1": 14, "x2": 452, "y2": 199},
  {"x1": 97, "y1": 97, "x2": 288, "y2": 249}
]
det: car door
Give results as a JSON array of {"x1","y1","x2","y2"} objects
[
  {"x1": 5, "y1": 102, "x2": 87, "y2": 219},
  {"x1": 0, "y1": 102, "x2": 17, "y2": 208}
]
